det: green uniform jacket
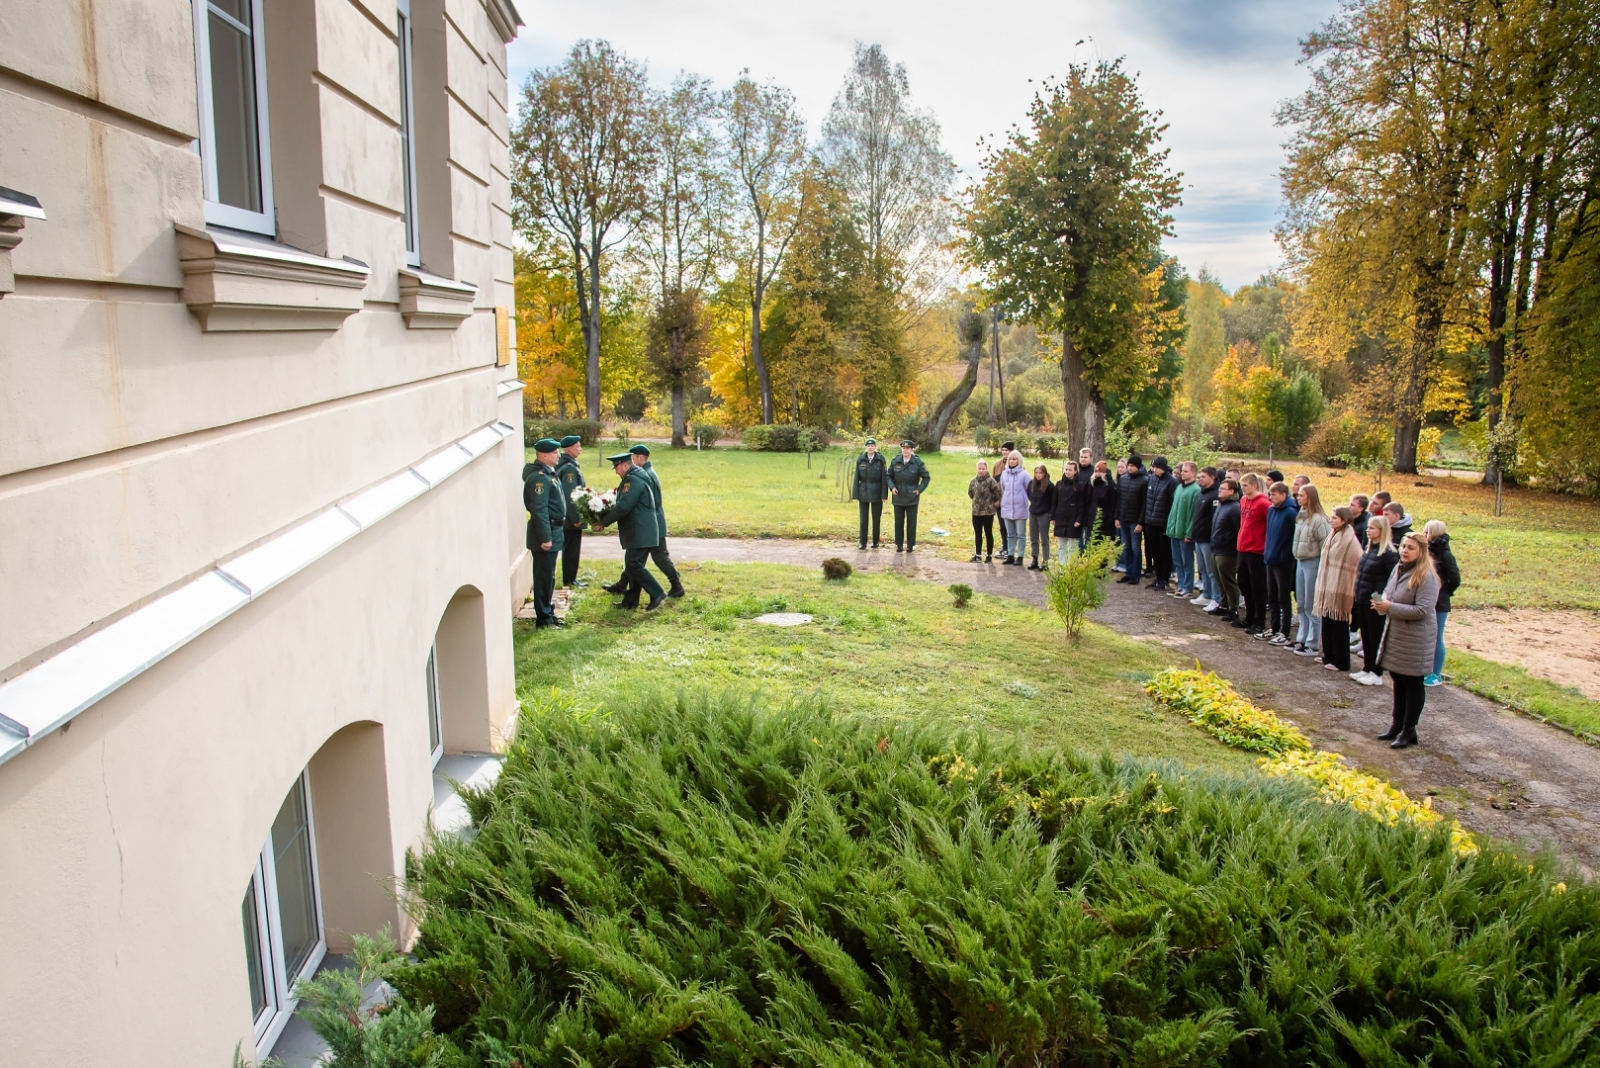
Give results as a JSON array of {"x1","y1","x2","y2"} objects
[
  {"x1": 632, "y1": 462, "x2": 669, "y2": 541},
  {"x1": 888, "y1": 455, "x2": 930, "y2": 507},
  {"x1": 524, "y1": 461, "x2": 566, "y2": 552},
  {"x1": 556, "y1": 453, "x2": 586, "y2": 526},
  {"x1": 851, "y1": 451, "x2": 888, "y2": 503},
  {"x1": 600, "y1": 467, "x2": 661, "y2": 549},
  {"x1": 1167, "y1": 481, "x2": 1200, "y2": 539}
]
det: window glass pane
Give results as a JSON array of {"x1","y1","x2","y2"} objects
[
  {"x1": 271, "y1": 779, "x2": 319, "y2": 979},
  {"x1": 241, "y1": 879, "x2": 269, "y2": 1020},
  {"x1": 398, "y1": 12, "x2": 416, "y2": 254},
  {"x1": 207, "y1": 7, "x2": 262, "y2": 213},
  {"x1": 426, "y1": 646, "x2": 441, "y2": 754},
  {"x1": 212, "y1": 0, "x2": 250, "y2": 21}
]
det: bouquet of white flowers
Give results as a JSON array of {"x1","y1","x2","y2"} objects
[{"x1": 570, "y1": 485, "x2": 615, "y2": 526}]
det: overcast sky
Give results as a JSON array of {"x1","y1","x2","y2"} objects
[{"x1": 505, "y1": 0, "x2": 1341, "y2": 292}]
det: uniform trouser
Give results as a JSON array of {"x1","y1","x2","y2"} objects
[
  {"x1": 1295, "y1": 559, "x2": 1322, "y2": 649},
  {"x1": 1194, "y1": 542, "x2": 1218, "y2": 601},
  {"x1": 971, "y1": 514, "x2": 994, "y2": 555},
  {"x1": 858, "y1": 500, "x2": 883, "y2": 546},
  {"x1": 1172, "y1": 538, "x2": 1195, "y2": 593},
  {"x1": 1146, "y1": 530, "x2": 1171, "y2": 586},
  {"x1": 1238, "y1": 552, "x2": 1267, "y2": 627},
  {"x1": 1321, "y1": 617, "x2": 1351, "y2": 670},
  {"x1": 894, "y1": 504, "x2": 919, "y2": 549},
  {"x1": 1212, "y1": 552, "x2": 1240, "y2": 615},
  {"x1": 532, "y1": 549, "x2": 560, "y2": 624},
  {"x1": 1389, "y1": 672, "x2": 1427, "y2": 738},
  {"x1": 1354, "y1": 603, "x2": 1386, "y2": 677},
  {"x1": 1029, "y1": 515, "x2": 1051, "y2": 563},
  {"x1": 1119, "y1": 525, "x2": 1142, "y2": 577},
  {"x1": 1267, "y1": 562, "x2": 1296, "y2": 636},
  {"x1": 620, "y1": 547, "x2": 665, "y2": 605},
  {"x1": 561, "y1": 525, "x2": 583, "y2": 586},
  {"x1": 623, "y1": 539, "x2": 681, "y2": 600}
]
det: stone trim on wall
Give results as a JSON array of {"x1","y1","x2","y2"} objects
[
  {"x1": 175, "y1": 224, "x2": 371, "y2": 332},
  {"x1": 398, "y1": 267, "x2": 477, "y2": 328},
  {"x1": 0, "y1": 418, "x2": 519, "y2": 767},
  {"x1": 0, "y1": 186, "x2": 47, "y2": 298}
]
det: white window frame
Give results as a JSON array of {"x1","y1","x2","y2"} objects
[
  {"x1": 426, "y1": 641, "x2": 444, "y2": 767},
  {"x1": 192, "y1": 0, "x2": 276, "y2": 235},
  {"x1": 397, "y1": 0, "x2": 422, "y2": 266},
  {"x1": 243, "y1": 770, "x2": 327, "y2": 1060}
]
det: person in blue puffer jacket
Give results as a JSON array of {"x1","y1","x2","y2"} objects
[{"x1": 1261, "y1": 481, "x2": 1299, "y2": 642}]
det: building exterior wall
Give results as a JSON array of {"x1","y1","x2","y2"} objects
[{"x1": 0, "y1": 0, "x2": 525, "y2": 1063}]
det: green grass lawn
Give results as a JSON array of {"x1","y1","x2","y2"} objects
[
  {"x1": 1446, "y1": 648, "x2": 1600, "y2": 741},
  {"x1": 550, "y1": 443, "x2": 1600, "y2": 610},
  {"x1": 513, "y1": 561, "x2": 1250, "y2": 771}
]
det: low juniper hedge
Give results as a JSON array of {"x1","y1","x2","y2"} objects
[{"x1": 398, "y1": 689, "x2": 1599, "y2": 1067}]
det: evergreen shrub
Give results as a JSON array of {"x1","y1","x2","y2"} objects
[
  {"x1": 691, "y1": 423, "x2": 723, "y2": 446},
  {"x1": 948, "y1": 582, "x2": 973, "y2": 607},
  {"x1": 741, "y1": 425, "x2": 773, "y2": 450},
  {"x1": 821, "y1": 557, "x2": 853, "y2": 580},
  {"x1": 397, "y1": 689, "x2": 1599, "y2": 1067}
]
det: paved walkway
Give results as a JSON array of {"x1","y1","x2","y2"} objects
[{"x1": 580, "y1": 536, "x2": 1600, "y2": 874}]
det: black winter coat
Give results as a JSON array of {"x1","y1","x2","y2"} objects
[
  {"x1": 1355, "y1": 546, "x2": 1399, "y2": 605},
  {"x1": 1052, "y1": 476, "x2": 1085, "y2": 536},
  {"x1": 1088, "y1": 476, "x2": 1118, "y2": 538},
  {"x1": 1210, "y1": 498, "x2": 1241, "y2": 555},
  {"x1": 1350, "y1": 510, "x2": 1370, "y2": 548},
  {"x1": 1430, "y1": 533, "x2": 1461, "y2": 612},
  {"x1": 1190, "y1": 484, "x2": 1220, "y2": 542},
  {"x1": 1142, "y1": 470, "x2": 1177, "y2": 529},
  {"x1": 1116, "y1": 469, "x2": 1149, "y2": 526},
  {"x1": 1027, "y1": 477, "x2": 1056, "y2": 517}
]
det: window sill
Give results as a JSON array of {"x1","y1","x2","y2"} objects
[
  {"x1": 397, "y1": 268, "x2": 477, "y2": 329},
  {"x1": 175, "y1": 224, "x2": 371, "y2": 332},
  {"x1": 0, "y1": 186, "x2": 46, "y2": 299}
]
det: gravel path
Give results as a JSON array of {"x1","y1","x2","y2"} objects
[{"x1": 581, "y1": 536, "x2": 1600, "y2": 874}]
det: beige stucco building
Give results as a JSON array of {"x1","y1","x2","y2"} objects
[{"x1": 0, "y1": 0, "x2": 528, "y2": 1063}]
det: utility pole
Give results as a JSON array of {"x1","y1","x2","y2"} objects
[
  {"x1": 987, "y1": 310, "x2": 996, "y2": 425},
  {"x1": 993, "y1": 309, "x2": 1007, "y2": 427}
]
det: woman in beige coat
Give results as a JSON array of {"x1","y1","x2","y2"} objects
[{"x1": 1374, "y1": 531, "x2": 1441, "y2": 749}]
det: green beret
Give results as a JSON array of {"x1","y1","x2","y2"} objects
[
  {"x1": 864, "y1": 437, "x2": 876, "y2": 445},
  {"x1": 629, "y1": 443, "x2": 651, "y2": 456},
  {"x1": 899, "y1": 439, "x2": 916, "y2": 448},
  {"x1": 534, "y1": 438, "x2": 561, "y2": 453},
  {"x1": 606, "y1": 452, "x2": 634, "y2": 464},
  {"x1": 559, "y1": 435, "x2": 582, "y2": 448}
]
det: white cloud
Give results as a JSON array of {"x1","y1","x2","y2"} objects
[{"x1": 506, "y1": 0, "x2": 1339, "y2": 290}]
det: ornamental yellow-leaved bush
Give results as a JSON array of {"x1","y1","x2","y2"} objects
[{"x1": 1148, "y1": 668, "x2": 1478, "y2": 857}]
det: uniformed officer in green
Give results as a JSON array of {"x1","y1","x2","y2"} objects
[
  {"x1": 889, "y1": 438, "x2": 931, "y2": 552},
  {"x1": 524, "y1": 439, "x2": 567, "y2": 627},
  {"x1": 556, "y1": 435, "x2": 586, "y2": 586},
  {"x1": 603, "y1": 444, "x2": 685, "y2": 598},
  {"x1": 593, "y1": 452, "x2": 666, "y2": 610},
  {"x1": 850, "y1": 437, "x2": 888, "y2": 549}
]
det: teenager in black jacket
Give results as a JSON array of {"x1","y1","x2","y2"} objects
[
  {"x1": 1350, "y1": 514, "x2": 1400, "y2": 684},
  {"x1": 1423, "y1": 521, "x2": 1461, "y2": 685},
  {"x1": 1088, "y1": 462, "x2": 1118, "y2": 542},
  {"x1": 1207, "y1": 478, "x2": 1243, "y2": 622},
  {"x1": 1025, "y1": 464, "x2": 1056, "y2": 570},
  {"x1": 1052, "y1": 461, "x2": 1086, "y2": 563},
  {"x1": 1189, "y1": 467, "x2": 1222, "y2": 607},
  {"x1": 1141, "y1": 457, "x2": 1177, "y2": 591},
  {"x1": 1115, "y1": 456, "x2": 1149, "y2": 582}
]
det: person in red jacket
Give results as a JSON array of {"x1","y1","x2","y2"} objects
[{"x1": 1235, "y1": 473, "x2": 1271, "y2": 631}]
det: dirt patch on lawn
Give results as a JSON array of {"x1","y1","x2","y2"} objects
[{"x1": 1449, "y1": 608, "x2": 1600, "y2": 699}]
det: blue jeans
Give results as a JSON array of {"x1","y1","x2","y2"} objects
[
  {"x1": 1194, "y1": 542, "x2": 1217, "y2": 601},
  {"x1": 1003, "y1": 516, "x2": 1027, "y2": 559},
  {"x1": 1295, "y1": 558, "x2": 1322, "y2": 649},
  {"x1": 1434, "y1": 611, "x2": 1449, "y2": 676},
  {"x1": 1119, "y1": 525, "x2": 1142, "y2": 578},
  {"x1": 1171, "y1": 538, "x2": 1195, "y2": 593}
]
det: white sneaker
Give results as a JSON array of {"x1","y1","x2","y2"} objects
[
  {"x1": 1355, "y1": 672, "x2": 1383, "y2": 686},
  {"x1": 1204, "y1": 600, "x2": 1219, "y2": 611},
  {"x1": 1189, "y1": 595, "x2": 1208, "y2": 605}
]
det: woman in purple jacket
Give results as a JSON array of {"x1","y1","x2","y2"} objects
[{"x1": 996, "y1": 451, "x2": 1032, "y2": 566}]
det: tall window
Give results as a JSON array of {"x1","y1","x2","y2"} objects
[
  {"x1": 426, "y1": 642, "x2": 443, "y2": 765},
  {"x1": 241, "y1": 772, "x2": 324, "y2": 1055},
  {"x1": 193, "y1": 0, "x2": 274, "y2": 234},
  {"x1": 397, "y1": 0, "x2": 421, "y2": 265}
]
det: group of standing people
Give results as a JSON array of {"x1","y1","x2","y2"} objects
[
  {"x1": 523, "y1": 437, "x2": 684, "y2": 628},
  {"x1": 966, "y1": 444, "x2": 1463, "y2": 751}
]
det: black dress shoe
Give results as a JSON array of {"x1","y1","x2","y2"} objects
[
  {"x1": 1377, "y1": 728, "x2": 1400, "y2": 741},
  {"x1": 602, "y1": 581, "x2": 627, "y2": 594},
  {"x1": 858, "y1": 543, "x2": 867, "y2": 550},
  {"x1": 668, "y1": 587, "x2": 686, "y2": 598},
  {"x1": 535, "y1": 620, "x2": 563, "y2": 629},
  {"x1": 1389, "y1": 736, "x2": 1415, "y2": 749},
  {"x1": 612, "y1": 600, "x2": 639, "y2": 609},
  {"x1": 644, "y1": 597, "x2": 666, "y2": 612}
]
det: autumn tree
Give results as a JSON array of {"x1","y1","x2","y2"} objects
[
  {"x1": 512, "y1": 41, "x2": 654, "y2": 420},
  {"x1": 723, "y1": 74, "x2": 808, "y2": 424},
  {"x1": 645, "y1": 289, "x2": 713, "y2": 446},
  {"x1": 964, "y1": 59, "x2": 1182, "y2": 458}
]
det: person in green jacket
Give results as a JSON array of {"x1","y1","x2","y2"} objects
[
  {"x1": 593, "y1": 452, "x2": 665, "y2": 611},
  {"x1": 851, "y1": 437, "x2": 888, "y2": 549},
  {"x1": 605, "y1": 444, "x2": 685, "y2": 601},
  {"x1": 1166, "y1": 461, "x2": 1200, "y2": 598},
  {"x1": 524, "y1": 439, "x2": 568, "y2": 628},
  {"x1": 556, "y1": 435, "x2": 586, "y2": 587},
  {"x1": 888, "y1": 439, "x2": 931, "y2": 552}
]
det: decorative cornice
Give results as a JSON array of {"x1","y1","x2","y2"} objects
[
  {"x1": 485, "y1": 0, "x2": 524, "y2": 44},
  {"x1": 398, "y1": 267, "x2": 477, "y2": 329},
  {"x1": 175, "y1": 224, "x2": 371, "y2": 332},
  {"x1": 0, "y1": 186, "x2": 46, "y2": 299},
  {"x1": 0, "y1": 419, "x2": 519, "y2": 767}
]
